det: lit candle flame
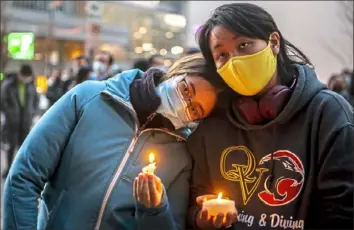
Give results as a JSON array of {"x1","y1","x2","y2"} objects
[
  {"x1": 149, "y1": 153, "x2": 155, "y2": 163},
  {"x1": 217, "y1": 192, "x2": 223, "y2": 200}
]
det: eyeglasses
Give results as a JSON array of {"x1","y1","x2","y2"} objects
[{"x1": 177, "y1": 77, "x2": 203, "y2": 120}]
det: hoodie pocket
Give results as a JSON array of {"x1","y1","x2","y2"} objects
[{"x1": 46, "y1": 189, "x2": 66, "y2": 228}]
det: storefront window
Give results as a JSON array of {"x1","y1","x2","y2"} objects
[{"x1": 64, "y1": 41, "x2": 84, "y2": 60}]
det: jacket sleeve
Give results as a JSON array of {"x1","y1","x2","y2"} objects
[
  {"x1": 2, "y1": 85, "x2": 84, "y2": 229},
  {"x1": 317, "y1": 95, "x2": 354, "y2": 229},
  {"x1": 135, "y1": 164, "x2": 192, "y2": 230},
  {"x1": 186, "y1": 128, "x2": 214, "y2": 229}
]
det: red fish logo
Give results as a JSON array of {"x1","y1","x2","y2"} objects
[{"x1": 258, "y1": 150, "x2": 305, "y2": 206}]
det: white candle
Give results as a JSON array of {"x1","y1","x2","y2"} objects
[
  {"x1": 202, "y1": 193, "x2": 236, "y2": 217},
  {"x1": 142, "y1": 153, "x2": 156, "y2": 174}
]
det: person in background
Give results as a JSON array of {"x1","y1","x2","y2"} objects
[
  {"x1": 92, "y1": 50, "x2": 122, "y2": 81},
  {"x1": 148, "y1": 55, "x2": 165, "y2": 68},
  {"x1": 46, "y1": 68, "x2": 64, "y2": 107},
  {"x1": 187, "y1": 3, "x2": 353, "y2": 229},
  {"x1": 341, "y1": 68, "x2": 352, "y2": 86},
  {"x1": 68, "y1": 66, "x2": 92, "y2": 90},
  {"x1": 0, "y1": 73, "x2": 18, "y2": 159},
  {"x1": 327, "y1": 74, "x2": 350, "y2": 101},
  {"x1": 3, "y1": 54, "x2": 218, "y2": 230},
  {"x1": 0, "y1": 65, "x2": 39, "y2": 179},
  {"x1": 349, "y1": 71, "x2": 354, "y2": 106},
  {"x1": 72, "y1": 55, "x2": 90, "y2": 75},
  {"x1": 60, "y1": 68, "x2": 75, "y2": 94},
  {"x1": 133, "y1": 58, "x2": 150, "y2": 72}
]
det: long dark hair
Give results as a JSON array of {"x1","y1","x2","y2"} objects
[{"x1": 197, "y1": 3, "x2": 313, "y2": 86}]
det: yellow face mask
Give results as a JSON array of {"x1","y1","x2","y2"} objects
[{"x1": 217, "y1": 42, "x2": 277, "y2": 96}]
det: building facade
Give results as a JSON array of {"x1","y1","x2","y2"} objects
[{"x1": 3, "y1": 1, "x2": 187, "y2": 75}]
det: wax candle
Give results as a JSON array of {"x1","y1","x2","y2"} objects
[
  {"x1": 142, "y1": 153, "x2": 156, "y2": 174},
  {"x1": 202, "y1": 193, "x2": 236, "y2": 217}
]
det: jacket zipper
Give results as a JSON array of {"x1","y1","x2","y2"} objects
[
  {"x1": 94, "y1": 91, "x2": 186, "y2": 230},
  {"x1": 95, "y1": 91, "x2": 139, "y2": 230}
]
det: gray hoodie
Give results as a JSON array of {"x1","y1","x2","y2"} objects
[{"x1": 187, "y1": 64, "x2": 353, "y2": 230}]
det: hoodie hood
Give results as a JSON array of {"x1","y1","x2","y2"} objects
[
  {"x1": 228, "y1": 64, "x2": 328, "y2": 130},
  {"x1": 104, "y1": 69, "x2": 144, "y2": 106}
]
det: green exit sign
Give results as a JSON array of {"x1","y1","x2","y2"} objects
[{"x1": 7, "y1": 32, "x2": 35, "y2": 60}]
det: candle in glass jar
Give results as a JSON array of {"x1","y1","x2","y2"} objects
[
  {"x1": 202, "y1": 193, "x2": 236, "y2": 217},
  {"x1": 142, "y1": 153, "x2": 156, "y2": 174}
]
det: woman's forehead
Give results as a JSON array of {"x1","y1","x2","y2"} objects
[
  {"x1": 210, "y1": 25, "x2": 245, "y2": 41},
  {"x1": 209, "y1": 26, "x2": 244, "y2": 51},
  {"x1": 186, "y1": 75, "x2": 215, "y2": 90}
]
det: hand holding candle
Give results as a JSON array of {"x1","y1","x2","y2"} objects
[
  {"x1": 134, "y1": 152, "x2": 163, "y2": 208},
  {"x1": 133, "y1": 173, "x2": 163, "y2": 208},
  {"x1": 142, "y1": 153, "x2": 156, "y2": 174},
  {"x1": 196, "y1": 193, "x2": 237, "y2": 229},
  {"x1": 203, "y1": 193, "x2": 236, "y2": 217}
]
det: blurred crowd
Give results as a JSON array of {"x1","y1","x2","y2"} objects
[
  {"x1": 0, "y1": 57, "x2": 354, "y2": 178},
  {"x1": 327, "y1": 69, "x2": 354, "y2": 105},
  {"x1": 0, "y1": 55, "x2": 353, "y2": 179},
  {"x1": 0, "y1": 49, "x2": 352, "y2": 180},
  {"x1": 0, "y1": 48, "x2": 201, "y2": 178},
  {"x1": 0, "y1": 57, "x2": 353, "y2": 180},
  {"x1": 46, "y1": 50, "x2": 122, "y2": 107}
]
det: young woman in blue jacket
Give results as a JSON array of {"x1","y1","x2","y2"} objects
[{"x1": 2, "y1": 53, "x2": 219, "y2": 230}]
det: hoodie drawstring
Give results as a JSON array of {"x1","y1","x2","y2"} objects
[{"x1": 267, "y1": 127, "x2": 277, "y2": 190}]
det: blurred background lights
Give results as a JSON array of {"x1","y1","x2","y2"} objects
[
  {"x1": 134, "y1": 47, "x2": 143, "y2": 54},
  {"x1": 171, "y1": 46, "x2": 184, "y2": 55},
  {"x1": 138, "y1": 27, "x2": 147, "y2": 34},
  {"x1": 165, "y1": 32, "x2": 174, "y2": 39},
  {"x1": 163, "y1": 13, "x2": 186, "y2": 28},
  {"x1": 142, "y1": 43, "x2": 153, "y2": 51},
  {"x1": 159, "y1": 49, "x2": 167, "y2": 56}
]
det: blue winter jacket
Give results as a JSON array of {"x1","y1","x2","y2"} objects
[{"x1": 2, "y1": 69, "x2": 192, "y2": 230}]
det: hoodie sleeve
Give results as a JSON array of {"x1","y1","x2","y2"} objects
[
  {"x1": 186, "y1": 126, "x2": 214, "y2": 229},
  {"x1": 135, "y1": 164, "x2": 192, "y2": 230},
  {"x1": 2, "y1": 81, "x2": 104, "y2": 230},
  {"x1": 317, "y1": 94, "x2": 354, "y2": 229}
]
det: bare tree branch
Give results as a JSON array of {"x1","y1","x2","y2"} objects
[
  {"x1": 324, "y1": 1, "x2": 353, "y2": 67},
  {"x1": 339, "y1": 1, "x2": 353, "y2": 37},
  {"x1": 322, "y1": 40, "x2": 350, "y2": 66}
]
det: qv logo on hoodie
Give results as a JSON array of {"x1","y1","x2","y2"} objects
[{"x1": 220, "y1": 146, "x2": 305, "y2": 206}]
